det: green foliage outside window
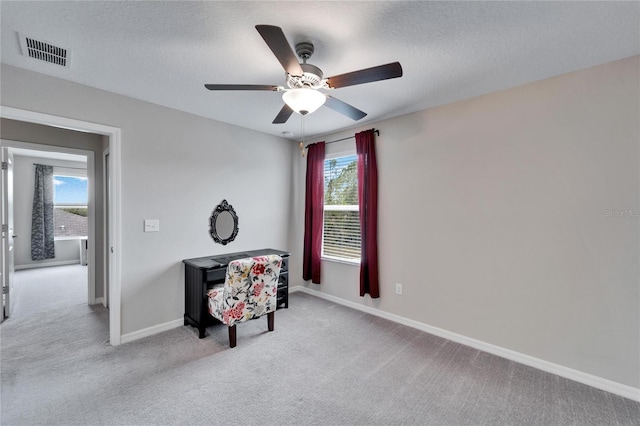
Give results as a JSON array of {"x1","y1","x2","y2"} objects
[{"x1": 325, "y1": 157, "x2": 358, "y2": 205}]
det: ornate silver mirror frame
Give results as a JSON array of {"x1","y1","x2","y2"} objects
[{"x1": 209, "y1": 199, "x2": 239, "y2": 245}]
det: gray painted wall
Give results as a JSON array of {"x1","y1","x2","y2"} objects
[
  {"x1": 1, "y1": 64, "x2": 293, "y2": 336},
  {"x1": 292, "y1": 56, "x2": 640, "y2": 388}
]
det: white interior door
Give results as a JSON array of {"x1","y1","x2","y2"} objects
[{"x1": 2, "y1": 147, "x2": 15, "y2": 320}]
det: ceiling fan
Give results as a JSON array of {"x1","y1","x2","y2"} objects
[{"x1": 205, "y1": 25, "x2": 403, "y2": 124}]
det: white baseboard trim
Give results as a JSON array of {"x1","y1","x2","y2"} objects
[
  {"x1": 93, "y1": 297, "x2": 104, "y2": 305},
  {"x1": 15, "y1": 260, "x2": 80, "y2": 270},
  {"x1": 290, "y1": 285, "x2": 640, "y2": 402},
  {"x1": 120, "y1": 318, "x2": 183, "y2": 345}
]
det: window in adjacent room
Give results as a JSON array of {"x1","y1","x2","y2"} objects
[
  {"x1": 322, "y1": 155, "x2": 360, "y2": 263},
  {"x1": 53, "y1": 170, "x2": 88, "y2": 239}
]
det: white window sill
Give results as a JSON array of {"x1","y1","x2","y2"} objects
[
  {"x1": 321, "y1": 256, "x2": 360, "y2": 266},
  {"x1": 55, "y1": 236, "x2": 87, "y2": 241}
]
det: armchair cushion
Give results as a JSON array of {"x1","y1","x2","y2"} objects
[{"x1": 207, "y1": 284, "x2": 225, "y2": 321}]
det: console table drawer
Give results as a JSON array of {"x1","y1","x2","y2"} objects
[
  {"x1": 276, "y1": 271, "x2": 288, "y2": 309},
  {"x1": 277, "y1": 271, "x2": 288, "y2": 288},
  {"x1": 205, "y1": 257, "x2": 287, "y2": 282},
  {"x1": 206, "y1": 268, "x2": 226, "y2": 283}
]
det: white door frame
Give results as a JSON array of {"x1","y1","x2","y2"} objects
[
  {"x1": 102, "y1": 147, "x2": 109, "y2": 309},
  {"x1": 1, "y1": 147, "x2": 15, "y2": 321},
  {"x1": 0, "y1": 106, "x2": 122, "y2": 346}
]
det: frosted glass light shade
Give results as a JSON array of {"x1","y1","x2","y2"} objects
[{"x1": 282, "y1": 89, "x2": 326, "y2": 115}]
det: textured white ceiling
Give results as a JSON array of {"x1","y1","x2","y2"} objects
[{"x1": 1, "y1": 1, "x2": 638, "y2": 141}]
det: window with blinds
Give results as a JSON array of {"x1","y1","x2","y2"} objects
[{"x1": 323, "y1": 155, "x2": 360, "y2": 262}]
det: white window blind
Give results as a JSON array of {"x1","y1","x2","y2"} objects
[{"x1": 323, "y1": 155, "x2": 360, "y2": 262}]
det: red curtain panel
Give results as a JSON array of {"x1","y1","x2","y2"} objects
[
  {"x1": 303, "y1": 142, "x2": 325, "y2": 284},
  {"x1": 355, "y1": 130, "x2": 379, "y2": 298}
]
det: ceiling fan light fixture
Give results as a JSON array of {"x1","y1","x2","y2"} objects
[{"x1": 282, "y1": 88, "x2": 326, "y2": 115}]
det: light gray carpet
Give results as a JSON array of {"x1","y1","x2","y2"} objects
[
  {"x1": 8, "y1": 264, "x2": 88, "y2": 320},
  {"x1": 1, "y1": 266, "x2": 639, "y2": 425}
]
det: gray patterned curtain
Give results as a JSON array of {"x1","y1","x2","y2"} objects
[{"x1": 31, "y1": 164, "x2": 55, "y2": 260}]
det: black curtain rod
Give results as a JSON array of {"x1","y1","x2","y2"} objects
[
  {"x1": 325, "y1": 129, "x2": 379, "y2": 145},
  {"x1": 33, "y1": 163, "x2": 87, "y2": 170},
  {"x1": 304, "y1": 129, "x2": 379, "y2": 149}
]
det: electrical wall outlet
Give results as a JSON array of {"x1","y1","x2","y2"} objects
[
  {"x1": 144, "y1": 219, "x2": 160, "y2": 232},
  {"x1": 395, "y1": 283, "x2": 403, "y2": 295}
]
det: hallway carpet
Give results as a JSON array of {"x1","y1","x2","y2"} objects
[{"x1": 8, "y1": 264, "x2": 88, "y2": 320}]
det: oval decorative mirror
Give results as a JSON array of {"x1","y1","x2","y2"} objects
[{"x1": 209, "y1": 199, "x2": 239, "y2": 245}]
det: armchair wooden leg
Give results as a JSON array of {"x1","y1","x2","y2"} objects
[
  {"x1": 267, "y1": 311, "x2": 275, "y2": 332},
  {"x1": 228, "y1": 325, "x2": 237, "y2": 348}
]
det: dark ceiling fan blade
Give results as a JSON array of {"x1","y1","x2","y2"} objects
[
  {"x1": 324, "y1": 96, "x2": 367, "y2": 121},
  {"x1": 326, "y1": 62, "x2": 403, "y2": 89},
  {"x1": 255, "y1": 25, "x2": 304, "y2": 76},
  {"x1": 273, "y1": 104, "x2": 294, "y2": 124},
  {"x1": 205, "y1": 84, "x2": 279, "y2": 91}
]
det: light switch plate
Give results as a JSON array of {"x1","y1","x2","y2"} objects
[{"x1": 144, "y1": 219, "x2": 160, "y2": 232}]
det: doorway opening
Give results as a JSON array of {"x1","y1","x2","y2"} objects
[
  {"x1": 0, "y1": 106, "x2": 122, "y2": 346},
  {"x1": 2, "y1": 145, "x2": 94, "y2": 319}
]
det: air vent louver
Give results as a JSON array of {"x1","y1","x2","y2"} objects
[{"x1": 19, "y1": 33, "x2": 69, "y2": 67}]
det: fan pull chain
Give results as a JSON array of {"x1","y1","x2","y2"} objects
[{"x1": 299, "y1": 114, "x2": 306, "y2": 157}]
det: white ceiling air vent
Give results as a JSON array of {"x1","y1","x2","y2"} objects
[{"x1": 19, "y1": 33, "x2": 69, "y2": 67}]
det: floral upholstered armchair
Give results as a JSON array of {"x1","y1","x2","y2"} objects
[{"x1": 207, "y1": 255, "x2": 282, "y2": 347}]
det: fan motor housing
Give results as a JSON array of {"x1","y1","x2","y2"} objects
[
  {"x1": 287, "y1": 63, "x2": 323, "y2": 89},
  {"x1": 295, "y1": 42, "x2": 315, "y2": 61}
]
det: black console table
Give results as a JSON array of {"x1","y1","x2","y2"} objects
[{"x1": 182, "y1": 248, "x2": 290, "y2": 338}]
